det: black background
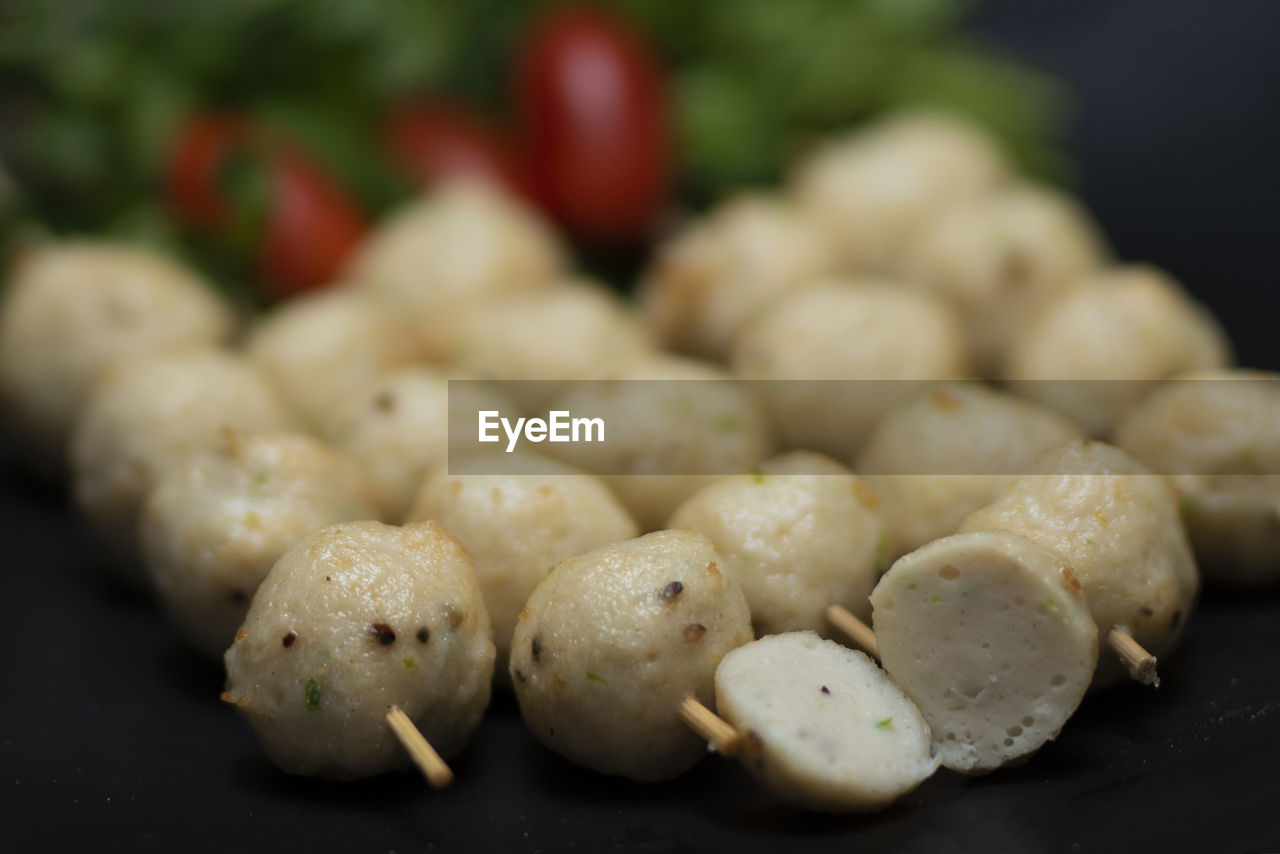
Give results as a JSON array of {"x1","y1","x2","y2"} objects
[{"x1": 3, "y1": 1, "x2": 1280, "y2": 852}]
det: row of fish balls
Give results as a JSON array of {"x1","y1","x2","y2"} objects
[
  {"x1": 35, "y1": 317, "x2": 1261, "y2": 805},
  {"x1": 0, "y1": 274, "x2": 1115, "y2": 809},
  {"x1": 0, "y1": 242, "x2": 499, "y2": 777},
  {"x1": 856, "y1": 376, "x2": 1280, "y2": 587},
  {"x1": 213, "y1": 422, "x2": 1204, "y2": 803},
  {"x1": 0, "y1": 143, "x2": 1272, "y2": 808},
  {"x1": 0, "y1": 232, "x2": 722, "y2": 784},
  {"x1": 0, "y1": 235, "x2": 885, "y2": 802},
  {"x1": 639, "y1": 111, "x2": 1234, "y2": 445}
]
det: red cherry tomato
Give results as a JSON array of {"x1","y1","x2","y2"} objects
[
  {"x1": 256, "y1": 143, "x2": 367, "y2": 298},
  {"x1": 515, "y1": 5, "x2": 671, "y2": 242},
  {"x1": 163, "y1": 113, "x2": 366, "y2": 298},
  {"x1": 383, "y1": 99, "x2": 532, "y2": 197},
  {"x1": 162, "y1": 114, "x2": 252, "y2": 229}
]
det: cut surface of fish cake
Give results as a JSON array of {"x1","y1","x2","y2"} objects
[
  {"x1": 715, "y1": 632, "x2": 938, "y2": 812},
  {"x1": 871, "y1": 531, "x2": 1097, "y2": 773}
]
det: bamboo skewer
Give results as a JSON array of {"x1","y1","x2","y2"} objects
[
  {"x1": 826, "y1": 604, "x2": 879, "y2": 660},
  {"x1": 679, "y1": 696, "x2": 743, "y2": 758},
  {"x1": 386, "y1": 705, "x2": 454, "y2": 788},
  {"x1": 1107, "y1": 627, "x2": 1160, "y2": 687}
]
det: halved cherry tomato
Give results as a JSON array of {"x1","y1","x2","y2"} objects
[
  {"x1": 162, "y1": 114, "x2": 252, "y2": 230},
  {"x1": 515, "y1": 5, "x2": 671, "y2": 242},
  {"x1": 382, "y1": 98, "x2": 532, "y2": 197},
  {"x1": 256, "y1": 143, "x2": 367, "y2": 298},
  {"x1": 162, "y1": 114, "x2": 366, "y2": 298}
]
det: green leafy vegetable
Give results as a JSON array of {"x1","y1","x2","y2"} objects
[{"x1": 0, "y1": 0, "x2": 1066, "y2": 281}]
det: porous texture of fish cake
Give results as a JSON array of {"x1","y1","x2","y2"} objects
[
  {"x1": 959, "y1": 440, "x2": 1199, "y2": 687},
  {"x1": 715, "y1": 631, "x2": 939, "y2": 812},
  {"x1": 871, "y1": 531, "x2": 1097, "y2": 773}
]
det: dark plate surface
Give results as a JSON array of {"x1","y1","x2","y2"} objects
[{"x1": 3, "y1": 1, "x2": 1280, "y2": 852}]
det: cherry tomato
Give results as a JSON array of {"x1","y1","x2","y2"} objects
[
  {"x1": 515, "y1": 5, "x2": 671, "y2": 242},
  {"x1": 162, "y1": 114, "x2": 252, "y2": 229},
  {"x1": 256, "y1": 143, "x2": 367, "y2": 298},
  {"x1": 382, "y1": 98, "x2": 532, "y2": 197},
  {"x1": 163, "y1": 114, "x2": 366, "y2": 298}
]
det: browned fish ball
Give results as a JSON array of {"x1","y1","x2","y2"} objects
[
  {"x1": 141, "y1": 431, "x2": 383, "y2": 657},
  {"x1": 0, "y1": 240, "x2": 232, "y2": 473},
  {"x1": 223, "y1": 520, "x2": 495, "y2": 780},
  {"x1": 510, "y1": 531, "x2": 753, "y2": 782},
  {"x1": 70, "y1": 350, "x2": 296, "y2": 584}
]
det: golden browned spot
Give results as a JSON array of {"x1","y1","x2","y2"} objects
[
  {"x1": 219, "y1": 691, "x2": 249, "y2": 709},
  {"x1": 930, "y1": 387, "x2": 962, "y2": 412},
  {"x1": 851, "y1": 479, "x2": 881, "y2": 510},
  {"x1": 706, "y1": 561, "x2": 720, "y2": 579},
  {"x1": 1060, "y1": 566, "x2": 1081, "y2": 591},
  {"x1": 217, "y1": 425, "x2": 244, "y2": 457},
  {"x1": 683, "y1": 623, "x2": 707, "y2": 642},
  {"x1": 1001, "y1": 249, "x2": 1033, "y2": 287},
  {"x1": 449, "y1": 480, "x2": 463, "y2": 497},
  {"x1": 537, "y1": 485, "x2": 553, "y2": 497},
  {"x1": 445, "y1": 605, "x2": 465, "y2": 628},
  {"x1": 234, "y1": 626, "x2": 248, "y2": 643},
  {"x1": 1094, "y1": 509, "x2": 1109, "y2": 527},
  {"x1": 519, "y1": 607, "x2": 531, "y2": 621},
  {"x1": 938, "y1": 564, "x2": 960, "y2": 580}
]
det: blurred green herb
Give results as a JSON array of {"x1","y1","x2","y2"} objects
[{"x1": 0, "y1": 0, "x2": 1067, "y2": 271}]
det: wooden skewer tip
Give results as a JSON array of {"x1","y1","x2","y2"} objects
[
  {"x1": 679, "y1": 696, "x2": 742, "y2": 758},
  {"x1": 1107, "y1": 627, "x2": 1160, "y2": 688},
  {"x1": 386, "y1": 705, "x2": 454, "y2": 788},
  {"x1": 826, "y1": 604, "x2": 880, "y2": 661}
]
